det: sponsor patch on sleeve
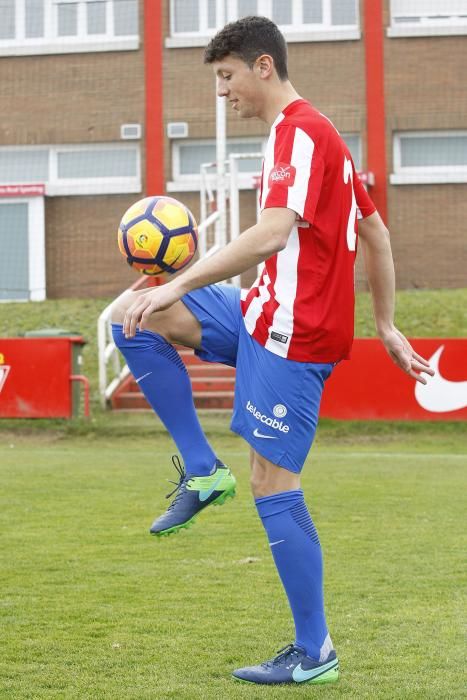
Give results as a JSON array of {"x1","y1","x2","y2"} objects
[{"x1": 268, "y1": 162, "x2": 296, "y2": 187}]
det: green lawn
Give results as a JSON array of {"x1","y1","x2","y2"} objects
[{"x1": 1, "y1": 428, "x2": 465, "y2": 699}]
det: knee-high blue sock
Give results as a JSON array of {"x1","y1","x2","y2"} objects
[
  {"x1": 255, "y1": 489, "x2": 333, "y2": 661},
  {"x1": 112, "y1": 324, "x2": 217, "y2": 476}
]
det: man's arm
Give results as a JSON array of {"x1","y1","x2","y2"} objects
[
  {"x1": 123, "y1": 207, "x2": 296, "y2": 338},
  {"x1": 358, "y1": 211, "x2": 434, "y2": 384}
]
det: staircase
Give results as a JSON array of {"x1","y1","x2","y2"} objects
[{"x1": 110, "y1": 346, "x2": 235, "y2": 411}]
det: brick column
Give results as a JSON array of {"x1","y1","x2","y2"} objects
[{"x1": 144, "y1": 0, "x2": 164, "y2": 195}]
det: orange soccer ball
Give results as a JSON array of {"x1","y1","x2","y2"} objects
[{"x1": 117, "y1": 196, "x2": 198, "y2": 276}]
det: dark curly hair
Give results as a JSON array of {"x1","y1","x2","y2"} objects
[{"x1": 204, "y1": 16, "x2": 288, "y2": 81}]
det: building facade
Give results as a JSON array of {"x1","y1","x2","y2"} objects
[{"x1": 0, "y1": 0, "x2": 466, "y2": 299}]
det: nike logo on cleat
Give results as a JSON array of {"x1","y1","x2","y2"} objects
[
  {"x1": 292, "y1": 659, "x2": 339, "y2": 683},
  {"x1": 199, "y1": 473, "x2": 225, "y2": 502}
]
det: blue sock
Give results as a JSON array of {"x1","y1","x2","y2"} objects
[
  {"x1": 112, "y1": 324, "x2": 217, "y2": 476},
  {"x1": 255, "y1": 489, "x2": 333, "y2": 661}
]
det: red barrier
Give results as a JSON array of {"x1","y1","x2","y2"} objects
[
  {"x1": 321, "y1": 339, "x2": 467, "y2": 420},
  {"x1": 0, "y1": 337, "x2": 87, "y2": 418}
]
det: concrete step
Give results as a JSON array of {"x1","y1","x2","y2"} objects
[
  {"x1": 113, "y1": 390, "x2": 234, "y2": 411},
  {"x1": 110, "y1": 348, "x2": 236, "y2": 411}
]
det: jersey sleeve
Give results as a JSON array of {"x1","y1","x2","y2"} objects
[
  {"x1": 354, "y1": 170, "x2": 377, "y2": 219},
  {"x1": 263, "y1": 124, "x2": 324, "y2": 224}
]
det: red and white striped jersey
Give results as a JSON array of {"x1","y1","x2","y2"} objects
[{"x1": 241, "y1": 99, "x2": 376, "y2": 363}]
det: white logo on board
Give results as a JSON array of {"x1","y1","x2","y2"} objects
[
  {"x1": 415, "y1": 346, "x2": 467, "y2": 413},
  {"x1": 0, "y1": 365, "x2": 11, "y2": 394}
]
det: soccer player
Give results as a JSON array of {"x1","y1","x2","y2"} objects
[{"x1": 111, "y1": 16, "x2": 433, "y2": 685}]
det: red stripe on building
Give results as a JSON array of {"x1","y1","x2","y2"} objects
[
  {"x1": 144, "y1": 0, "x2": 164, "y2": 195},
  {"x1": 364, "y1": 0, "x2": 387, "y2": 222}
]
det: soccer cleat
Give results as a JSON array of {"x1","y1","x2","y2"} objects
[
  {"x1": 149, "y1": 455, "x2": 236, "y2": 537},
  {"x1": 232, "y1": 644, "x2": 339, "y2": 685}
]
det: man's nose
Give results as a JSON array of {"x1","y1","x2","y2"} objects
[{"x1": 217, "y1": 79, "x2": 229, "y2": 97}]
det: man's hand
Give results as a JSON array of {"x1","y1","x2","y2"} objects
[
  {"x1": 123, "y1": 281, "x2": 182, "y2": 338},
  {"x1": 380, "y1": 327, "x2": 435, "y2": 384}
]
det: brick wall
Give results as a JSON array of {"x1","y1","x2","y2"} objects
[
  {"x1": 384, "y1": 28, "x2": 467, "y2": 289},
  {"x1": 0, "y1": 3, "x2": 146, "y2": 298}
]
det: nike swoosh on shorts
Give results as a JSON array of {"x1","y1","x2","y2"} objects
[{"x1": 253, "y1": 428, "x2": 278, "y2": 439}]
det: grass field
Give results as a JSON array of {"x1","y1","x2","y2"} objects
[
  {"x1": 1, "y1": 291, "x2": 466, "y2": 697},
  {"x1": 1, "y1": 422, "x2": 466, "y2": 699}
]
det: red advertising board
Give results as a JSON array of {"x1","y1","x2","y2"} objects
[
  {"x1": 321, "y1": 338, "x2": 467, "y2": 420},
  {"x1": 0, "y1": 337, "x2": 85, "y2": 418}
]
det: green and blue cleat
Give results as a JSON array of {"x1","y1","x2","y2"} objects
[
  {"x1": 232, "y1": 644, "x2": 339, "y2": 685},
  {"x1": 150, "y1": 455, "x2": 236, "y2": 537}
]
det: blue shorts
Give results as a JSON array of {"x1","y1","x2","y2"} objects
[{"x1": 182, "y1": 284, "x2": 333, "y2": 473}]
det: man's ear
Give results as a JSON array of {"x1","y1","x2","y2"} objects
[{"x1": 255, "y1": 54, "x2": 274, "y2": 79}]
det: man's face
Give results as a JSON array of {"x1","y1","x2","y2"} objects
[{"x1": 213, "y1": 55, "x2": 262, "y2": 119}]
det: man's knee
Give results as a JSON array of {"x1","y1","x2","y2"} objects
[
  {"x1": 110, "y1": 291, "x2": 173, "y2": 341},
  {"x1": 250, "y1": 451, "x2": 300, "y2": 498}
]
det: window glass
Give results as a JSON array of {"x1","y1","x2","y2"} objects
[
  {"x1": 87, "y1": 1, "x2": 106, "y2": 34},
  {"x1": 227, "y1": 142, "x2": 263, "y2": 172},
  {"x1": 272, "y1": 0, "x2": 292, "y2": 25},
  {"x1": 179, "y1": 144, "x2": 216, "y2": 175},
  {"x1": 400, "y1": 135, "x2": 467, "y2": 167},
  {"x1": 392, "y1": 0, "x2": 467, "y2": 18},
  {"x1": 303, "y1": 0, "x2": 323, "y2": 24},
  {"x1": 57, "y1": 149, "x2": 137, "y2": 178},
  {"x1": 0, "y1": 150, "x2": 49, "y2": 182},
  {"x1": 207, "y1": 0, "x2": 216, "y2": 28},
  {"x1": 57, "y1": 2, "x2": 78, "y2": 36},
  {"x1": 0, "y1": 0, "x2": 15, "y2": 39},
  {"x1": 0, "y1": 203, "x2": 30, "y2": 300},
  {"x1": 342, "y1": 133, "x2": 361, "y2": 170},
  {"x1": 238, "y1": 0, "x2": 258, "y2": 19},
  {"x1": 173, "y1": 0, "x2": 199, "y2": 32},
  {"x1": 331, "y1": 0, "x2": 356, "y2": 25},
  {"x1": 114, "y1": 0, "x2": 138, "y2": 35},
  {"x1": 26, "y1": 0, "x2": 45, "y2": 38},
  {"x1": 178, "y1": 141, "x2": 263, "y2": 176}
]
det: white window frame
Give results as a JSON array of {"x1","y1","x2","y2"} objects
[
  {"x1": 0, "y1": 143, "x2": 142, "y2": 196},
  {"x1": 0, "y1": 0, "x2": 139, "y2": 57},
  {"x1": 166, "y1": 0, "x2": 360, "y2": 48},
  {"x1": 0, "y1": 197, "x2": 46, "y2": 302},
  {"x1": 388, "y1": 0, "x2": 467, "y2": 38},
  {"x1": 390, "y1": 131, "x2": 467, "y2": 185},
  {"x1": 168, "y1": 136, "x2": 266, "y2": 192}
]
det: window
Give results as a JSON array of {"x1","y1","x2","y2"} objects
[
  {"x1": 169, "y1": 137, "x2": 266, "y2": 191},
  {"x1": 388, "y1": 0, "x2": 467, "y2": 37},
  {"x1": 0, "y1": 197, "x2": 46, "y2": 301},
  {"x1": 0, "y1": 144, "x2": 141, "y2": 195},
  {"x1": 169, "y1": 133, "x2": 362, "y2": 191},
  {"x1": 167, "y1": 0, "x2": 360, "y2": 47},
  {"x1": 391, "y1": 131, "x2": 467, "y2": 184},
  {"x1": 0, "y1": 0, "x2": 139, "y2": 56},
  {"x1": 341, "y1": 133, "x2": 361, "y2": 170}
]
